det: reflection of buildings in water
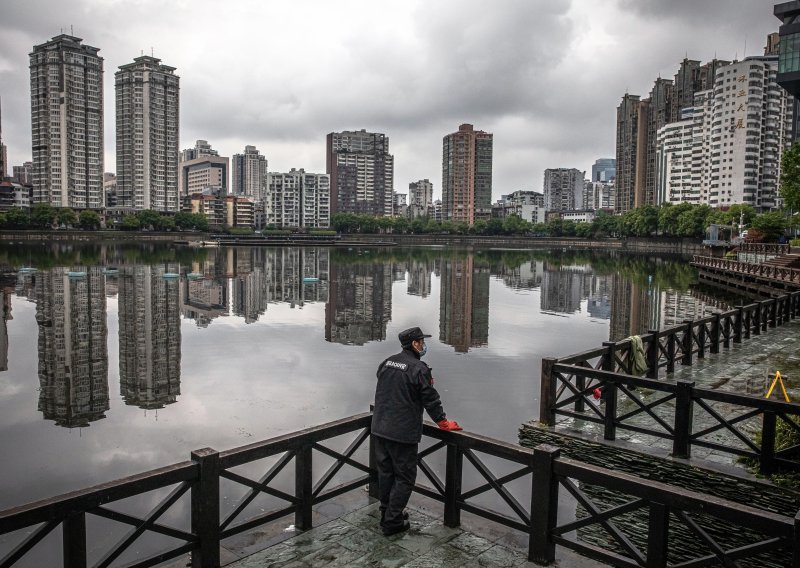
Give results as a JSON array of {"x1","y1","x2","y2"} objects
[
  {"x1": 392, "y1": 262, "x2": 407, "y2": 283},
  {"x1": 540, "y1": 264, "x2": 590, "y2": 315},
  {"x1": 497, "y1": 260, "x2": 543, "y2": 291},
  {"x1": 439, "y1": 256, "x2": 490, "y2": 353},
  {"x1": 181, "y1": 276, "x2": 227, "y2": 328},
  {"x1": 325, "y1": 261, "x2": 391, "y2": 345},
  {"x1": 407, "y1": 259, "x2": 434, "y2": 298},
  {"x1": 660, "y1": 289, "x2": 729, "y2": 328},
  {"x1": 0, "y1": 288, "x2": 11, "y2": 371},
  {"x1": 266, "y1": 248, "x2": 329, "y2": 308},
  {"x1": 609, "y1": 273, "x2": 661, "y2": 341},
  {"x1": 586, "y1": 274, "x2": 612, "y2": 320},
  {"x1": 36, "y1": 267, "x2": 109, "y2": 427},
  {"x1": 119, "y1": 264, "x2": 181, "y2": 409},
  {"x1": 105, "y1": 276, "x2": 119, "y2": 298}
]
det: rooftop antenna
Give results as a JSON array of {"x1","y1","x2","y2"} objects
[
  {"x1": 70, "y1": 25, "x2": 73, "y2": 36},
  {"x1": 151, "y1": 46, "x2": 154, "y2": 57}
]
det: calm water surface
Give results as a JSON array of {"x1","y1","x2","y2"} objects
[{"x1": 0, "y1": 243, "x2": 726, "y2": 510}]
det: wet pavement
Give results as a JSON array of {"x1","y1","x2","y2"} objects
[
  {"x1": 553, "y1": 317, "x2": 800, "y2": 470},
  {"x1": 223, "y1": 496, "x2": 605, "y2": 567}
]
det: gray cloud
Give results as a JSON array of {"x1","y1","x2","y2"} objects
[{"x1": 0, "y1": 0, "x2": 781, "y2": 198}]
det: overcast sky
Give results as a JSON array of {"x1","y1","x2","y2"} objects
[{"x1": 0, "y1": 0, "x2": 779, "y2": 201}]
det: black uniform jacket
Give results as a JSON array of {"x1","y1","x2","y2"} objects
[{"x1": 372, "y1": 347, "x2": 446, "y2": 444}]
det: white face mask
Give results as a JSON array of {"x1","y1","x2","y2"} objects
[{"x1": 418, "y1": 343, "x2": 427, "y2": 357}]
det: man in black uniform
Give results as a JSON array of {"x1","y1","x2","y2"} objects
[{"x1": 372, "y1": 326, "x2": 462, "y2": 536}]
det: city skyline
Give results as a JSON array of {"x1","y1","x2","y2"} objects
[{"x1": 0, "y1": 0, "x2": 776, "y2": 202}]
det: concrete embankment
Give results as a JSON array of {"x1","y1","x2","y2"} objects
[{"x1": 0, "y1": 230, "x2": 709, "y2": 255}]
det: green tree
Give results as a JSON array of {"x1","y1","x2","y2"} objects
[
  {"x1": 751, "y1": 211, "x2": 787, "y2": 241},
  {"x1": 57, "y1": 208, "x2": 78, "y2": 228},
  {"x1": 121, "y1": 214, "x2": 141, "y2": 231},
  {"x1": 593, "y1": 211, "x2": 618, "y2": 237},
  {"x1": 658, "y1": 202, "x2": 692, "y2": 236},
  {"x1": 6, "y1": 207, "x2": 29, "y2": 228},
  {"x1": 546, "y1": 217, "x2": 564, "y2": 236},
  {"x1": 138, "y1": 209, "x2": 162, "y2": 230},
  {"x1": 575, "y1": 222, "x2": 594, "y2": 238},
  {"x1": 503, "y1": 214, "x2": 530, "y2": 235},
  {"x1": 190, "y1": 213, "x2": 209, "y2": 231},
  {"x1": 561, "y1": 220, "x2": 577, "y2": 237},
  {"x1": 174, "y1": 212, "x2": 194, "y2": 230},
  {"x1": 30, "y1": 203, "x2": 56, "y2": 229},
  {"x1": 675, "y1": 205, "x2": 712, "y2": 238},
  {"x1": 780, "y1": 140, "x2": 800, "y2": 211},
  {"x1": 0, "y1": 213, "x2": 6, "y2": 228},
  {"x1": 79, "y1": 210, "x2": 101, "y2": 230},
  {"x1": 159, "y1": 216, "x2": 176, "y2": 231}
]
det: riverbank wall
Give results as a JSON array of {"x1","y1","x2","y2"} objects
[{"x1": 0, "y1": 230, "x2": 710, "y2": 255}]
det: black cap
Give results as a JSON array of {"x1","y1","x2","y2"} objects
[{"x1": 399, "y1": 326, "x2": 431, "y2": 346}]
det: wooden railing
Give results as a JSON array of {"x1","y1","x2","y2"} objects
[
  {"x1": 692, "y1": 255, "x2": 800, "y2": 286},
  {"x1": 737, "y1": 243, "x2": 791, "y2": 255},
  {"x1": 541, "y1": 291, "x2": 800, "y2": 473},
  {"x1": 1, "y1": 413, "x2": 798, "y2": 567}
]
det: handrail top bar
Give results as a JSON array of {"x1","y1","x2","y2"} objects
[
  {"x1": 557, "y1": 347, "x2": 607, "y2": 365},
  {"x1": 219, "y1": 412, "x2": 373, "y2": 467},
  {"x1": 422, "y1": 421, "x2": 534, "y2": 463},
  {"x1": 552, "y1": 363, "x2": 679, "y2": 392},
  {"x1": 554, "y1": 456, "x2": 793, "y2": 531},
  {"x1": 0, "y1": 460, "x2": 197, "y2": 530}
]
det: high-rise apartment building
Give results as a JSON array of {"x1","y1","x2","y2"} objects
[
  {"x1": 179, "y1": 140, "x2": 228, "y2": 197},
  {"x1": 775, "y1": 2, "x2": 800, "y2": 140},
  {"x1": 616, "y1": 58, "x2": 729, "y2": 213},
  {"x1": 265, "y1": 168, "x2": 330, "y2": 228},
  {"x1": 543, "y1": 168, "x2": 584, "y2": 211},
  {"x1": 30, "y1": 35, "x2": 104, "y2": 209},
  {"x1": 591, "y1": 159, "x2": 616, "y2": 182},
  {"x1": 0, "y1": 97, "x2": 5, "y2": 180},
  {"x1": 584, "y1": 181, "x2": 616, "y2": 211},
  {"x1": 232, "y1": 145, "x2": 267, "y2": 201},
  {"x1": 325, "y1": 262, "x2": 392, "y2": 345},
  {"x1": 655, "y1": 55, "x2": 792, "y2": 210},
  {"x1": 326, "y1": 129, "x2": 394, "y2": 217},
  {"x1": 408, "y1": 179, "x2": 433, "y2": 218},
  {"x1": 441, "y1": 124, "x2": 493, "y2": 224},
  {"x1": 615, "y1": 94, "x2": 646, "y2": 212},
  {"x1": 116, "y1": 56, "x2": 180, "y2": 212},
  {"x1": 13, "y1": 162, "x2": 33, "y2": 185}
]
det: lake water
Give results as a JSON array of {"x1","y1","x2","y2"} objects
[{"x1": 0, "y1": 243, "x2": 728, "y2": 510}]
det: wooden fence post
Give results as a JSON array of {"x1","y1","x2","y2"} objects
[
  {"x1": 368, "y1": 406, "x2": 379, "y2": 499},
  {"x1": 602, "y1": 341, "x2": 616, "y2": 373},
  {"x1": 604, "y1": 379, "x2": 618, "y2": 441},
  {"x1": 530, "y1": 445, "x2": 561, "y2": 564},
  {"x1": 191, "y1": 447, "x2": 220, "y2": 568},
  {"x1": 666, "y1": 333, "x2": 676, "y2": 373},
  {"x1": 760, "y1": 411, "x2": 777, "y2": 476},
  {"x1": 733, "y1": 307, "x2": 743, "y2": 344},
  {"x1": 722, "y1": 312, "x2": 731, "y2": 349},
  {"x1": 63, "y1": 512, "x2": 87, "y2": 568},
  {"x1": 744, "y1": 306, "x2": 752, "y2": 339},
  {"x1": 761, "y1": 300, "x2": 769, "y2": 332},
  {"x1": 682, "y1": 321, "x2": 693, "y2": 366},
  {"x1": 539, "y1": 358, "x2": 558, "y2": 426},
  {"x1": 769, "y1": 298, "x2": 777, "y2": 329},
  {"x1": 646, "y1": 502, "x2": 670, "y2": 568},
  {"x1": 697, "y1": 322, "x2": 707, "y2": 359},
  {"x1": 753, "y1": 303, "x2": 761, "y2": 336},
  {"x1": 710, "y1": 314, "x2": 720, "y2": 354},
  {"x1": 444, "y1": 443, "x2": 463, "y2": 528},
  {"x1": 672, "y1": 381, "x2": 694, "y2": 459},
  {"x1": 793, "y1": 509, "x2": 800, "y2": 568},
  {"x1": 295, "y1": 443, "x2": 313, "y2": 530},
  {"x1": 646, "y1": 331, "x2": 659, "y2": 379}
]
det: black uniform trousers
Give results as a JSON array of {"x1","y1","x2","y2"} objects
[{"x1": 373, "y1": 435, "x2": 417, "y2": 529}]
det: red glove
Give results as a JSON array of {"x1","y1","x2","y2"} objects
[{"x1": 437, "y1": 419, "x2": 462, "y2": 431}]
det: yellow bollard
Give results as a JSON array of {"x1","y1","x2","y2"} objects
[{"x1": 765, "y1": 371, "x2": 790, "y2": 402}]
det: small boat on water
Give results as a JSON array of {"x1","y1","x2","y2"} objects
[
  {"x1": 163, "y1": 273, "x2": 180, "y2": 279},
  {"x1": 187, "y1": 272, "x2": 203, "y2": 280},
  {"x1": 18, "y1": 267, "x2": 38, "y2": 274},
  {"x1": 67, "y1": 271, "x2": 87, "y2": 278},
  {"x1": 103, "y1": 267, "x2": 119, "y2": 275},
  {"x1": 302, "y1": 277, "x2": 320, "y2": 284}
]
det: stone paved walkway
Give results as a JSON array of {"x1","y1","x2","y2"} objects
[
  {"x1": 223, "y1": 497, "x2": 604, "y2": 568},
  {"x1": 555, "y1": 317, "x2": 800, "y2": 469}
]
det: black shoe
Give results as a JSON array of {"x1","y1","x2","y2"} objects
[
  {"x1": 382, "y1": 520, "x2": 410, "y2": 536},
  {"x1": 380, "y1": 509, "x2": 409, "y2": 522}
]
